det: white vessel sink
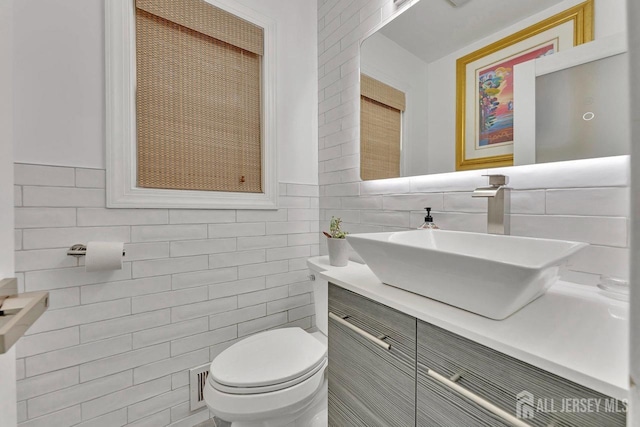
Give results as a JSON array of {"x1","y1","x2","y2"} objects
[{"x1": 347, "y1": 230, "x2": 587, "y2": 320}]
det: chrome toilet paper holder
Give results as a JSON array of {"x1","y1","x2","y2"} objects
[{"x1": 67, "y1": 244, "x2": 126, "y2": 258}]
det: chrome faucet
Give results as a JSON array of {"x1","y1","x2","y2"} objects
[{"x1": 472, "y1": 174, "x2": 511, "y2": 235}]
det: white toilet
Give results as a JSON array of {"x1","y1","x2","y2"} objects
[{"x1": 204, "y1": 270, "x2": 329, "y2": 427}]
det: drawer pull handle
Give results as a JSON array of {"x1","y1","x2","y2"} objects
[
  {"x1": 427, "y1": 369, "x2": 532, "y2": 427},
  {"x1": 329, "y1": 312, "x2": 391, "y2": 350},
  {"x1": 449, "y1": 371, "x2": 462, "y2": 382}
]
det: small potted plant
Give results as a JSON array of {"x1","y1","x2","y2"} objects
[{"x1": 324, "y1": 216, "x2": 349, "y2": 267}]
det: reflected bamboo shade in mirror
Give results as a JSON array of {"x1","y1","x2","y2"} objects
[
  {"x1": 135, "y1": 0, "x2": 264, "y2": 193},
  {"x1": 360, "y1": 74, "x2": 406, "y2": 181}
]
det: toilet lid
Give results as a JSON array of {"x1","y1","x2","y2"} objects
[{"x1": 210, "y1": 327, "x2": 327, "y2": 389}]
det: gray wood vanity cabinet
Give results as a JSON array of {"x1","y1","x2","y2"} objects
[{"x1": 328, "y1": 284, "x2": 627, "y2": 427}]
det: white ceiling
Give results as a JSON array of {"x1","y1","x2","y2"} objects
[{"x1": 378, "y1": 0, "x2": 566, "y2": 63}]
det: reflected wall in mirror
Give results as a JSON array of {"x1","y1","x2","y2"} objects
[
  {"x1": 513, "y1": 33, "x2": 629, "y2": 166},
  {"x1": 535, "y1": 52, "x2": 629, "y2": 162},
  {"x1": 359, "y1": 0, "x2": 628, "y2": 180}
]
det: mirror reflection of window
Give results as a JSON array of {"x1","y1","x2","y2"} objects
[{"x1": 360, "y1": 74, "x2": 406, "y2": 181}]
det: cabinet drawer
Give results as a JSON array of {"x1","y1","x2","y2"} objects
[
  {"x1": 328, "y1": 284, "x2": 416, "y2": 427},
  {"x1": 417, "y1": 320, "x2": 626, "y2": 427},
  {"x1": 329, "y1": 284, "x2": 415, "y2": 357}
]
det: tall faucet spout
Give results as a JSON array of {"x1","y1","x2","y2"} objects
[
  {"x1": 472, "y1": 187, "x2": 501, "y2": 198},
  {"x1": 473, "y1": 175, "x2": 511, "y2": 235}
]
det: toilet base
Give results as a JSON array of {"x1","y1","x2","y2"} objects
[{"x1": 228, "y1": 378, "x2": 327, "y2": 427}]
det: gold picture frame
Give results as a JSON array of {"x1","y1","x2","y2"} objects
[{"x1": 455, "y1": 0, "x2": 594, "y2": 171}]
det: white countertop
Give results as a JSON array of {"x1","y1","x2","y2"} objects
[{"x1": 308, "y1": 256, "x2": 629, "y2": 400}]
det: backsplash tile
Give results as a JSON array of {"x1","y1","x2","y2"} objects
[
  {"x1": 169, "y1": 326, "x2": 237, "y2": 357},
  {"x1": 126, "y1": 388, "x2": 185, "y2": 423},
  {"x1": 510, "y1": 215, "x2": 628, "y2": 248},
  {"x1": 171, "y1": 268, "x2": 239, "y2": 291},
  {"x1": 16, "y1": 327, "x2": 80, "y2": 359},
  {"x1": 77, "y1": 208, "x2": 169, "y2": 227},
  {"x1": 19, "y1": 406, "x2": 81, "y2": 427},
  {"x1": 23, "y1": 226, "x2": 131, "y2": 250},
  {"x1": 25, "y1": 336, "x2": 132, "y2": 377},
  {"x1": 131, "y1": 256, "x2": 209, "y2": 279},
  {"x1": 80, "y1": 311, "x2": 171, "y2": 344},
  {"x1": 546, "y1": 187, "x2": 630, "y2": 217},
  {"x1": 25, "y1": 265, "x2": 133, "y2": 292},
  {"x1": 168, "y1": 210, "x2": 236, "y2": 225},
  {"x1": 14, "y1": 164, "x2": 76, "y2": 187},
  {"x1": 17, "y1": 367, "x2": 79, "y2": 402},
  {"x1": 131, "y1": 225, "x2": 207, "y2": 243},
  {"x1": 80, "y1": 276, "x2": 172, "y2": 305},
  {"x1": 14, "y1": 185, "x2": 22, "y2": 207},
  {"x1": 14, "y1": 163, "x2": 319, "y2": 427},
  {"x1": 510, "y1": 190, "x2": 546, "y2": 215},
  {"x1": 131, "y1": 288, "x2": 208, "y2": 314},
  {"x1": 74, "y1": 169, "x2": 106, "y2": 189},
  {"x1": 81, "y1": 377, "x2": 172, "y2": 420},
  {"x1": 23, "y1": 186, "x2": 105, "y2": 208},
  {"x1": 443, "y1": 192, "x2": 487, "y2": 213},
  {"x1": 15, "y1": 208, "x2": 76, "y2": 229},
  {"x1": 492, "y1": 156, "x2": 630, "y2": 190},
  {"x1": 132, "y1": 318, "x2": 209, "y2": 351},
  {"x1": 79, "y1": 343, "x2": 169, "y2": 383},
  {"x1": 27, "y1": 299, "x2": 132, "y2": 335},
  {"x1": 410, "y1": 170, "x2": 489, "y2": 193},
  {"x1": 208, "y1": 250, "x2": 266, "y2": 269},
  {"x1": 27, "y1": 371, "x2": 132, "y2": 419},
  {"x1": 15, "y1": 248, "x2": 77, "y2": 271},
  {"x1": 382, "y1": 194, "x2": 444, "y2": 212}
]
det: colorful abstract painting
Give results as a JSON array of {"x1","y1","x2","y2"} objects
[{"x1": 477, "y1": 43, "x2": 555, "y2": 148}]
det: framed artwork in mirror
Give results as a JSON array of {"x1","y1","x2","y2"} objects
[{"x1": 455, "y1": 0, "x2": 593, "y2": 171}]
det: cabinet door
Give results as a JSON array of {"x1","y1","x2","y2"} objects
[
  {"x1": 328, "y1": 284, "x2": 416, "y2": 427},
  {"x1": 417, "y1": 320, "x2": 626, "y2": 427}
]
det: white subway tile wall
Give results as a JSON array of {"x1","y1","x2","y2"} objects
[
  {"x1": 14, "y1": 163, "x2": 319, "y2": 427},
  {"x1": 317, "y1": 0, "x2": 630, "y2": 283}
]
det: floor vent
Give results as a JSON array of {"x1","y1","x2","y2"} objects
[{"x1": 190, "y1": 364, "x2": 210, "y2": 411}]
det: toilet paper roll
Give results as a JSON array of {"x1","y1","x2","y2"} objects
[{"x1": 85, "y1": 241, "x2": 124, "y2": 272}]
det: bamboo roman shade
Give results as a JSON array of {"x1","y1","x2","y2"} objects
[
  {"x1": 135, "y1": 0, "x2": 264, "y2": 193},
  {"x1": 360, "y1": 74, "x2": 406, "y2": 181}
]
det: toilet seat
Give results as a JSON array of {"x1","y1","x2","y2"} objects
[
  {"x1": 204, "y1": 328, "x2": 329, "y2": 424},
  {"x1": 211, "y1": 357, "x2": 327, "y2": 394},
  {"x1": 205, "y1": 358, "x2": 327, "y2": 423},
  {"x1": 209, "y1": 327, "x2": 328, "y2": 395}
]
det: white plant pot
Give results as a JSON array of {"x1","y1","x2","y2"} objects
[{"x1": 327, "y1": 238, "x2": 349, "y2": 267}]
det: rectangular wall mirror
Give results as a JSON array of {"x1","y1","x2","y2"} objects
[{"x1": 358, "y1": 0, "x2": 629, "y2": 180}]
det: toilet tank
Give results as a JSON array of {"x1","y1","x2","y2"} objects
[{"x1": 312, "y1": 275, "x2": 328, "y2": 336}]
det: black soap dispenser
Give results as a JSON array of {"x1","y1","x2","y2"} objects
[{"x1": 418, "y1": 207, "x2": 439, "y2": 230}]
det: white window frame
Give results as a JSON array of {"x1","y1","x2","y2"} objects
[{"x1": 105, "y1": 0, "x2": 278, "y2": 209}]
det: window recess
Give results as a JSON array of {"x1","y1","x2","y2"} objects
[{"x1": 106, "y1": 0, "x2": 277, "y2": 209}]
